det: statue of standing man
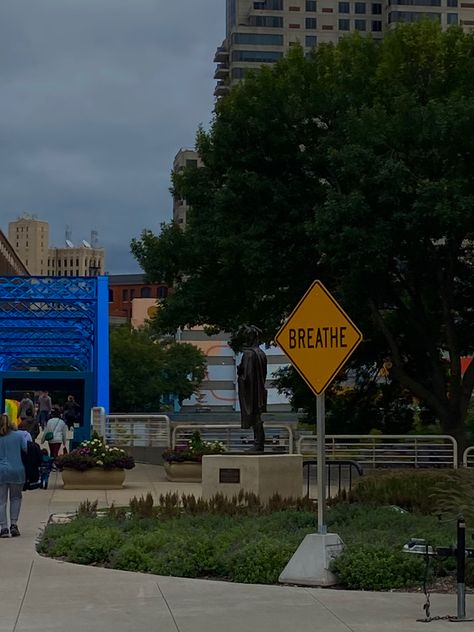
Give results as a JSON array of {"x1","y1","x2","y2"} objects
[{"x1": 237, "y1": 326, "x2": 267, "y2": 452}]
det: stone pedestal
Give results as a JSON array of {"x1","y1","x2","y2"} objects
[
  {"x1": 201, "y1": 454, "x2": 303, "y2": 503},
  {"x1": 279, "y1": 533, "x2": 344, "y2": 586}
]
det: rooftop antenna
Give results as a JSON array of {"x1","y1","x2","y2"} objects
[
  {"x1": 91, "y1": 230, "x2": 99, "y2": 248},
  {"x1": 65, "y1": 225, "x2": 73, "y2": 247}
]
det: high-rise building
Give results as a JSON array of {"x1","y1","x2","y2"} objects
[
  {"x1": 214, "y1": 0, "x2": 467, "y2": 97},
  {"x1": 8, "y1": 214, "x2": 105, "y2": 277},
  {"x1": 172, "y1": 149, "x2": 203, "y2": 227},
  {"x1": 8, "y1": 214, "x2": 49, "y2": 275},
  {"x1": 0, "y1": 230, "x2": 29, "y2": 276}
]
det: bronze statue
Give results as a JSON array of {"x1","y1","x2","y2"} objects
[{"x1": 237, "y1": 325, "x2": 267, "y2": 452}]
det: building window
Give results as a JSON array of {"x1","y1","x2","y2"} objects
[
  {"x1": 306, "y1": 35, "x2": 318, "y2": 46},
  {"x1": 306, "y1": 0, "x2": 317, "y2": 10},
  {"x1": 339, "y1": 1, "x2": 350, "y2": 10},
  {"x1": 122, "y1": 289, "x2": 129, "y2": 301},
  {"x1": 390, "y1": 0, "x2": 440, "y2": 5},
  {"x1": 372, "y1": 2, "x2": 382, "y2": 12},
  {"x1": 389, "y1": 10, "x2": 440, "y2": 20},
  {"x1": 355, "y1": 18, "x2": 366, "y2": 28},
  {"x1": 305, "y1": 17, "x2": 317, "y2": 27},
  {"x1": 232, "y1": 50, "x2": 284, "y2": 62},
  {"x1": 232, "y1": 32, "x2": 284, "y2": 45},
  {"x1": 157, "y1": 286, "x2": 168, "y2": 299},
  {"x1": 447, "y1": 0, "x2": 457, "y2": 6},
  {"x1": 130, "y1": 289, "x2": 136, "y2": 300},
  {"x1": 447, "y1": 11, "x2": 458, "y2": 22},
  {"x1": 253, "y1": 0, "x2": 283, "y2": 8},
  {"x1": 232, "y1": 67, "x2": 248, "y2": 79},
  {"x1": 58, "y1": 260, "x2": 61, "y2": 267},
  {"x1": 76, "y1": 258, "x2": 79, "y2": 266},
  {"x1": 140, "y1": 287, "x2": 152, "y2": 298},
  {"x1": 249, "y1": 15, "x2": 284, "y2": 26},
  {"x1": 372, "y1": 19, "x2": 382, "y2": 29},
  {"x1": 25, "y1": 241, "x2": 28, "y2": 247},
  {"x1": 64, "y1": 259, "x2": 68, "y2": 267},
  {"x1": 109, "y1": 289, "x2": 114, "y2": 302},
  {"x1": 339, "y1": 17, "x2": 350, "y2": 28},
  {"x1": 186, "y1": 159, "x2": 198, "y2": 168},
  {"x1": 355, "y1": 2, "x2": 366, "y2": 11}
]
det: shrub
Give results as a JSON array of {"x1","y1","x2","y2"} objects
[
  {"x1": 332, "y1": 545, "x2": 426, "y2": 590},
  {"x1": 347, "y1": 469, "x2": 464, "y2": 514}
]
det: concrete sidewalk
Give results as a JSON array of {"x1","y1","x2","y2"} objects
[{"x1": 1, "y1": 464, "x2": 472, "y2": 632}]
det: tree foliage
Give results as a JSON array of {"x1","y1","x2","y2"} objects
[
  {"x1": 131, "y1": 24, "x2": 474, "y2": 446},
  {"x1": 109, "y1": 326, "x2": 206, "y2": 413}
]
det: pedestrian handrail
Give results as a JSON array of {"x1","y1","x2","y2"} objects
[
  {"x1": 98, "y1": 414, "x2": 171, "y2": 448},
  {"x1": 297, "y1": 434, "x2": 458, "y2": 469},
  {"x1": 462, "y1": 446, "x2": 474, "y2": 467},
  {"x1": 171, "y1": 423, "x2": 294, "y2": 454},
  {"x1": 303, "y1": 459, "x2": 363, "y2": 499}
]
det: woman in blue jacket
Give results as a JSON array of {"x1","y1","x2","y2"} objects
[{"x1": 0, "y1": 414, "x2": 28, "y2": 537}]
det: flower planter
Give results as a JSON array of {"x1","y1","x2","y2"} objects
[
  {"x1": 164, "y1": 461, "x2": 202, "y2": 483},
  {"x1": 61, "y1": 467, "x2": 126, "y2": 490}
]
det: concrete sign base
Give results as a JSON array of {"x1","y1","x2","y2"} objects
[{"x1": 279, "y1": 533, "x2": 344, "y2": 587}]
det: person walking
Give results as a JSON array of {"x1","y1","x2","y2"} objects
[
  {"x1": 0, "y1": 413, "x2": 28, "y2": 538},
  {"x1": 18, "y1": 393, "x2": 34, "y2": 424},
  {"x1": 39, "y1": 449, "x2": 54, "y2": 489},
  {"x1": 62, "y1": 395, "x2": 80, "y2": 430},
  {"x1": 37, "y1": 391, "x2": 52, "y2": 429},
  {"x1": 41, "y1": 408, "x2": 67, "y2": 458}
]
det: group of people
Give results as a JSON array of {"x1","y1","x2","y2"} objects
[
  {"x1": 0, "y1": 413, "x2": 56, "y2": 538},
  {"x1": 18, "y1": 392, "x2": 80, "y2": 438},
  {"x1": 0, "y1": 392, "x2": 80, "y2": 538}
]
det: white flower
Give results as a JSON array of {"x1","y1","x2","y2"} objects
[{"x1": 96, "y1": 460, "x2": 103, "y2": 466}]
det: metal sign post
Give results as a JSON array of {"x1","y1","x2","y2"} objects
[{"x1": 317, "y1": 393, "x2": 327, "y2": 534}]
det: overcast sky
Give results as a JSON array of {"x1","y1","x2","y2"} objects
[{"x1": 0, "y1": 0, "x2": 224, "y2": 273}]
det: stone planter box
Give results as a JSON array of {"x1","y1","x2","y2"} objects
[
  {"x1": 164, "y1": 461, "x2": 202, "y2": 482},
  {"x1": 61, "y1": 467, "x2": 126, "y2": 489}
]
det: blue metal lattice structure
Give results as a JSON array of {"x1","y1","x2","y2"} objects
[{"x1": 0, "y1": 276, "x2": 109, "y2": 438}]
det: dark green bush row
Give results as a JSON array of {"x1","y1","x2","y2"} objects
[
  {"x1": 38, "y1": 509, "x2": 316, "y2": 584},
  {"x1": 38, "y1": 493, "x2": 464, "y2": 589},
  {"x1": 347, "y1": 468, "x2": 474, "y2": 515}
]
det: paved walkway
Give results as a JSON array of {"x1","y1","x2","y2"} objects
[{"x1": 1, "y1": 464, "x2": 473, "y2": 632}]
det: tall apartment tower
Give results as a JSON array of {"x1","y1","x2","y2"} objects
[
  {"x1": 8, "y1": 214, "x2": 49, "y2": 275},
  {"x1": 172, "y1": 148, "x2": 203, "y2": 228},
  {"x1": 215, "y1": 0, "x2": 465, "y2": 96},
  {"x1": 8, "y1": 215, "x2": 105, "y2": 277}
]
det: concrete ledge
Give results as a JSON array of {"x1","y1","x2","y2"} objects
[{"x1": 202, "y1": 454, "x2": 303, "y2": 502}]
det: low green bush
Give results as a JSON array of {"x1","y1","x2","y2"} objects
[
  {"x1": 38, "y1": 495, "x2": 462, "y2": 590},
  {"x1": 347, "y1": 469, "x2": 470, "y2": 514},
  {"x1": 332, "y1": 545, "x2": 425, "y2": 590}
]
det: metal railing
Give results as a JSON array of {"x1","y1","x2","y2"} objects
[
  {"x1": 303, "y1": 459, "x2": 363, "y2": 499},
  {"x1": 297, "y1": 434, "x2": 458, "y2": 469},
  {"x1": 463, "y1": 446, "x2": 474, "y2": 467},
  {"x1": 171, "y1": 423, "x2": 294, "y2": 454},
  {"x1": 98, "y1": 414, "x2": 171, "y2": 448}
]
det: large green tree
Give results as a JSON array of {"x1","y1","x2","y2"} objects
[
  {"x1": 109, "y1": 326, "x2": 206, "y2": 413},
  {"x1": 132, "y1": 24, "x2": 474, "y2": 448}
]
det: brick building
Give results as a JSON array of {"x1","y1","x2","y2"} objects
[{"x1": 108, "y1": 274, "x2": 168, "y2": 325}]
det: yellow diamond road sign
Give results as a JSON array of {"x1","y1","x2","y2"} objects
[{"x1": 275, "y1": 280, "x2": 363, "y2": 395}]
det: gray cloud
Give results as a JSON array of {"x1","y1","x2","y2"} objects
[{"x1": 0, "y1": 0, "x2": 223, "y2": 272}]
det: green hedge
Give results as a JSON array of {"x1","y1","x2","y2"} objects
[
  {"x1": 38, "y1": 495, "x2": 462, "y2": 589},
  {"x1": 347, "y1": 468, "x2": 474, "y2": 514}
]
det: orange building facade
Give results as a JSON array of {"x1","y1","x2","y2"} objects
[{"x1": 108, "y1": 274, "x2": 168, "y2": 325}]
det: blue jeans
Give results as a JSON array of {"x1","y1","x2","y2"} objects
[
  {"x1": 39, "y1": 411, "x2": 49, "y2": 428},
  {"x1": 0, "y1": 483, "x2": 23, "y2": 529}
]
